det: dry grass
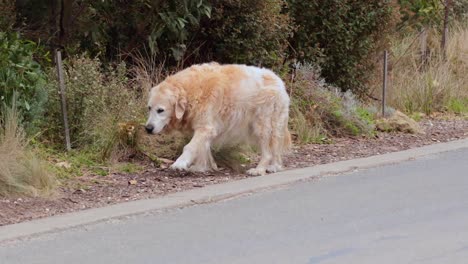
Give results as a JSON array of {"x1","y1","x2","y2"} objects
[
  {"x1": 384, "y1": 24, "x2": 468, "y2": 115},
  {"x1": 129, "y1": 52, "x2": 171, "y2": 106},
  {"x1": 0, "y1": 102, "x2": 56, "y2": 197},
  {"x1": 289, "y1": 100, "x2": 325, "y2": 143}
]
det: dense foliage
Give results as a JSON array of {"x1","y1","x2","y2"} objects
[
  {"x1": 194, "y1": 0, "x2": 292, "y2": 67},
  {"x1": 0, "y1": 32, "x2": 48, "y2": 132},
  {"x1": 287, "y1": 0, "x2": 395, "y2": 94},
  {"x1": 3, "y1": 0, "x2": 397, "y2": 93},
  {"x1": 0, "y1": 0, "x2": 463, "y2": 141}
]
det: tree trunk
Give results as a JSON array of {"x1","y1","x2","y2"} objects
[{"x1": 59, "y1": 0, "x2": 74, "y2": 47}]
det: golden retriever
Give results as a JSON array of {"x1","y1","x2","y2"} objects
[{"x1": 145, "y1": 62, "x2": 291, "y2": 176}]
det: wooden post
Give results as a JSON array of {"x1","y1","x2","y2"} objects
[
  {"x1": 441, "y1": 0, "x2": 451, "y2": 59},
  {"x1": 55, "y1": 50, "x2": 71, "y2": 151},
  {"x1": 382, "y1": 50, "x2": 388, "y2": 117},
  {"x1": 420, "y1": 27, "x2": 428, "y2": 66}
]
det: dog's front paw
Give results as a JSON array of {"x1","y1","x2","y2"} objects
[
  {"x1": 170, "y1": 160, "x2": 189, "y2": 171},
  {"x1": 266, "y1": 164, "x2": 283, "y2": 173},
  {"x1": 247, "y1": 167, "x2": 267, "y2": 176}
]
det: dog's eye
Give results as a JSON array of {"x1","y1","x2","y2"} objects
[
  {"x1": 148, "y1": 106, "x2": 152, "y2": 111},
  {"x1": 157, "y1": 108, "x2": 164, "y2": 114}
]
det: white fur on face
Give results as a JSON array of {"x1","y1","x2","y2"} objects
[
  {"x1": 145, "y1": 87, "x2": 172, "y2": 134},
  {"x1": 145, "y1": 106, "x2": 170, "y2": 134}
]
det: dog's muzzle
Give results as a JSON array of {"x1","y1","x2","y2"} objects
[{"x1": 145, "y1": 124, "x2": 154, "y2": 134}]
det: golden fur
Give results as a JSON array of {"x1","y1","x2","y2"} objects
[{"x1": 145, "y1": 62, "x2": 291, "y2": 175}]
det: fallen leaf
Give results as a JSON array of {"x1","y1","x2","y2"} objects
[
  {"x1": 128, "y1": 180, "x2": 137, "y2": 185},
  {"x1": 159, "y1": 158, "x2": 174, "y2": 164}
]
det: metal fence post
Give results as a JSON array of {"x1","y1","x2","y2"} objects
[{"x1": 382, "y1": 50, "x2": 388, "y2": 117}]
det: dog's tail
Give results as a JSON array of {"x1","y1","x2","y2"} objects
[{"x1": 282, "y1": 126, "x2": 292, "y2": 153}]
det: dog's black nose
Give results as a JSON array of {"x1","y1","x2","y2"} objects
[{"x1": 145, "y1": 124, "x2": 154, "y2": 134}]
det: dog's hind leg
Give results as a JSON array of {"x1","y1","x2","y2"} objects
[
  {"x1": 247, "y1": 110, "x2": 274, "y2": 176},
  {"x1": 171, "y1": 127, "x2": 218, "y2": 172},
  {"x1": 267, "y1": 105, "x2": 289, "y2": 173}
]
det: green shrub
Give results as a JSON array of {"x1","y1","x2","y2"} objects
[
  {"x1": 0, "y1": 32, "x2": 49, "y2": 133},
  {"x1": 398, "y1": 0, "x2": 444, "y2": 29},
  {"x1": 194, "y1": 0, "x2": 292, "y2": 68},
  {"x1": 7, "y1": 0, "x2": 212, "y2": 63},
  {"x1": 43, "y1": 54, "x2": 142, "y2": 158},
  {"x1": 287, "y1": 0, "x2": 395, "y2": 95}
]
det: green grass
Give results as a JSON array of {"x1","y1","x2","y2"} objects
[
  {"x1": 409, "y1": 112, "x2": 424, "y2": 122},
  {"x1": 114, "y1": 163, "x2": 144, "y2": 174},
  {"x1": 447, "y1": 98, "x2": 468, "y2": 115}
]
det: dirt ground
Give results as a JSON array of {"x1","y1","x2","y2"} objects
[{"x1": 1, "y1": 118, "x2": 467, "y2": 226}]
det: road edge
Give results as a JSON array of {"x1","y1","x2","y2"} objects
[{"x1": 1, "y1": 138, "x2": 468, "y2": 242}]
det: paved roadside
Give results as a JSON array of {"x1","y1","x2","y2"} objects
[
  {"x1": 1, "y1": 145, "x2": 468, "y2": 263},
  {"x1": 0, "y1": 138, "x2": 467, "y2": 243}
]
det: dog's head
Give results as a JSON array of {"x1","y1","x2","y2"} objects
[{"x1": 145, "y1": 82, "x2": 187, "y2": 135}]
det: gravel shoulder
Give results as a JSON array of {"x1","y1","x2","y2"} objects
[{"x1": 1, "y1": 118, "x2": 467, "y2": 226}]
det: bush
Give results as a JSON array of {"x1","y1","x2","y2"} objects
[
  {"x1": 43, "y1": 54, "x2": 142, "y2": 159},
  {"x1": 287, "y1": 0, "x2": 396, "y2": 95},
  {"x1": 0, "y1": 32, "x2": 49, "y2": 133},
  {"x1": 288, "y1": 63, "x2": 376, "y2": 143},
  {"x1": 0, "y1": 99, "x2": 55, "y2": 197},
  {"x1": 67, "y1": 0, "x2": 211, "y2": 63},
  {"x1": 194, "y1": 0, "x2": 292, "y2": 68}
]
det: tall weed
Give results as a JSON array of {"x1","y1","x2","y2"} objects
[{"x1": 0, "y1": 99, "x2": 55, "y2": 197}]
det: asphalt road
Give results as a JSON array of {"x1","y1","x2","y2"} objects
[{"x1": 1, "y1": 147, "x2": 468, "y2": 264}]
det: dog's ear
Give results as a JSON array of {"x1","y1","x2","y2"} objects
[{"x1": 175, "y1": 96, "x2": 187, "y2": 120}]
